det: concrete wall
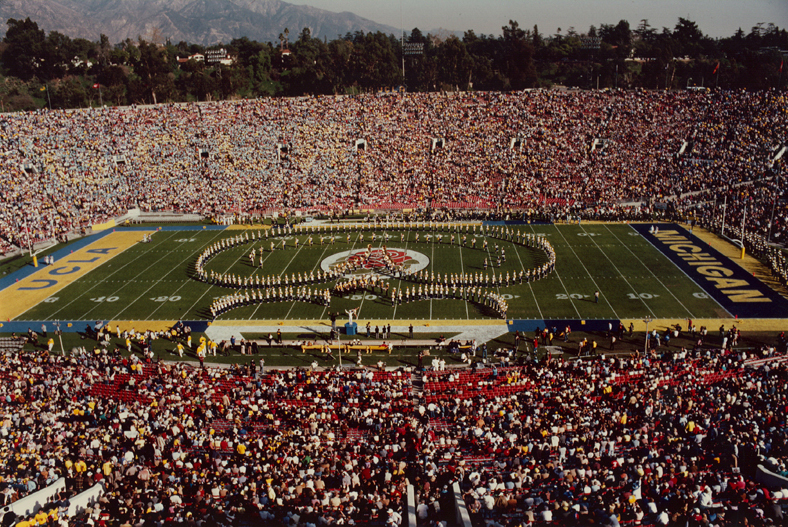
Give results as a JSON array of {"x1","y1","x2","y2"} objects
[
  {"x1": 406, "y1": 484, "x2": 417, "y2": 527},
  {"x1": 0, "y1": 478, "x2": 65, "y2": 519},
  {"x1": 452, "y1": 482, "x2": 473, "y2": 527},
  {"x1": 67, "y1": 482, "x2": 106, "y2": 518},
  {"x1": 756, "y1": 464, "x2": 788, "y2": 489}
]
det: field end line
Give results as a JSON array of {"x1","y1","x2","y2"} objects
[
  {"x1": 580, "y1": 225, "x2": 656, "y2": 319},
  {"x1": 529, "y1": 224, "x2": 582, "y2": 319},
  {"x1": 551, "y1": 225, "x2": 620, "y2": 319},
  {"x1": 604, "y1": 224, "x2": 696, "y2": 319}
]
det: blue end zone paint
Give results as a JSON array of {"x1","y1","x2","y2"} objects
[
  {"x1": 0, "y1": 320, "x2": 211, "y2": 334},
  {"x1": 0, "y1": 320, "x2": 96, "y2": 334},
  {"x1": 631, "y1": 223, "x2": 788, "y2": 318},
  {"x1": 126, "y1": 225, "x2": 227, "y2": 231},
  {"x1": 508, "y1": 319, "x2": 620, "y2": 333},
  {"x1": 0, "y1": 229, "x2": 116, "y2": 292},
  {"x1": 483, "y1": 220, "x2": 553, "y2": 226}
]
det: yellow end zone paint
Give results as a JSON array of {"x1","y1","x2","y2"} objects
[
  {"x1": 107, "y1": 320, "x2": 179, "y2": 333},
  {"x1": 209, "y1": 319, "x2": 508, "y2": 327},
  {"x1": 622, "y1": 318, "x2": 788, "y2": 333},
  {"x1": 0, "y1": 231, "x2": 153, "y2": 321},
  {"x1": 225, "y1": 225, "x2": 272, "y2": 231}
]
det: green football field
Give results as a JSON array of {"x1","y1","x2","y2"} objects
[{"x1": 14, "y1": 222, "x2": 733, "y2": 323}]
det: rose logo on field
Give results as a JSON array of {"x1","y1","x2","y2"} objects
[{"x1": 321, "y1": 248, "x2": 429, "y2": 277}]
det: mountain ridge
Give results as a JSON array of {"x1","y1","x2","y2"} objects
[{"x1": 0, "y1": 0, "x2": 403, "y2": 45}]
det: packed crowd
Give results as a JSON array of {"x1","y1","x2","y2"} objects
[
  {"x1": 0, "y1": 89, "x2": 784, "y2": 255},
  {"x1": 1, "y1": 330, "x2": 787, "y2": 527}
]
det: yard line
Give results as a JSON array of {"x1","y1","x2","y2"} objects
[
  {"x1": 391, "y1": 229, "x2": 411, "y2": 320},
  {"x1": 430, "y1": 230, "x2": 435, "y2": 319},
  {"x1": 40, "y1": 231, "x2": 182, "y2": 320},
  {"x1": 603, "y1": 224, "x2": 696, "y2": 319},
  {"x1": 511, "y1": 231, "x2": 544, "y2": 320},
  {"x1": 481, "y1": 231, "x2": 501, "y2": 296},
  {"x1": 341, "y1": 228, "x2": 386, "y2": 323},
  {"x1": 268, "y1": 237, "x2": 308, "y2": 321},
  {"x1": 456, "y1": 235, "x2": 470, "y2": 320},
  {"x1": 109, "y1": 237, "x2": 219, "y2": 321},
  {"x1": 282, "y1": 235, "x2": 334, "y2": 321},
  {"x1": 315, "y1": 232, "x2": 360, "y2": 322},
  {"x1": 149, "y1": 229, "x2": 228, "y2": 321},
  {"x1": 580, "y1": 225, "x2": 656, "y2": 319},
  {"x1": 528, "y1": 225, "x2": 581, "y2": 320},
  {"x1": 624, "y1": 224, "x2": 732, "y2": 317}
]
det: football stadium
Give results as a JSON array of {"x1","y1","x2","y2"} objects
[{"x1": 1, "y1": 88, "x2": 787, "y2": 527}]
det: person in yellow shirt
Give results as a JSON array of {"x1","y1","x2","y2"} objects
[{"x1": 33, "y1": 509, "x2": 48, "y2": 526}]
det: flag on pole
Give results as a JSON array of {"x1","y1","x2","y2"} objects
[
  {"x1": 40, "y1": 86, "x2": 46, "y2": 91},
  {"x1": 92, "y1": 83, "x2": 100, "y2": 89},
  {"x1": 712, "y1": 62, "x2": 719, "y2": 75}
]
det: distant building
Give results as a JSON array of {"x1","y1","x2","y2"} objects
[
  {"x1": 205, "y1": 48, "x2": 234, "y2": 66},
  {"x1": 177, "y1": 53, "x2": 205, "y2": 64}
]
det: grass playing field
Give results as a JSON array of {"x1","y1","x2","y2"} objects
[{"x1": 6, "y1": 221, "x2": 764, "y2": 324}]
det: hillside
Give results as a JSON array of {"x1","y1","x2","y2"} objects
[{"x1": 0, "y1": 0, "x2": 401, "y2": 45}]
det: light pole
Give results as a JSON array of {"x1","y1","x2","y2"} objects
[
  {"x1": 767, "y1": 198, "x2": 776, "y2": 243},
  {"x1": 643, "y1": 316, "x2": 652, "y2": 355},
  {"x1": 720, "y1": 194, "x2": 727, "y2": 237},
  {"x1": 55, "y1": 320, "x2": 64, "y2": 355}
]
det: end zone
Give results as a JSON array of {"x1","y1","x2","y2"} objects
[
  {"x1": 0, "y1": 231, "x2": 154, "y2": 321},
  {"x1": 631, "y1": 223, "x2": 788, "y2": 318}
]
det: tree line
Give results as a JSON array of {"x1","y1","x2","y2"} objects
[{"x1": 0, "y1": 17, "x2": 786, "y2": 111}]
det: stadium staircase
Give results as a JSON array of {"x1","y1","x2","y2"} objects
[
  {"x1": 411, "y1": 371, "x2": 424, "y2": 403},
  {"x1": 0, "y1": 337, "x2": 24, "y2": 353}
]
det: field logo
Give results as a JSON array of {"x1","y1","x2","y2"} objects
[{"x1": 321, "y1": 248, "x2": 429, "y2": 277}]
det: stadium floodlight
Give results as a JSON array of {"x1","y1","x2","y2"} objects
[{"x1": 643, "y1": 316, "x2": 652, "y2": 355}]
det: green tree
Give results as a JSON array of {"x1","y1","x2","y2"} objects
[
  {"x1": 437, "y1": 36, "x2": 472, "y2": 89},
  {"x1": 133, "y1": 40, "x2": 171, "y2": 104},
  {"x1": 500, "y1": 20, "x2": 537, "y2": 90},
  {"x1": 2, "y1": 18, "x2": 46, "y2": 80},
  {"x1": 52, "y1": 76, "x2": 87, "y2": 108}
]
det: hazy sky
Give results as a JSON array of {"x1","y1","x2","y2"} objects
[{"x1": 288, "y1": 0, "x2": 787, "y2": 38}]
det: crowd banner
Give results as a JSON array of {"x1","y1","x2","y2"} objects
[{"x1": 91, "y1": 218, "x2": 116, "y2": 232}]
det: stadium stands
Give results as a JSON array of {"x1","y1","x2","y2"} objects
[
  {"x1": 0, "y1": 90, "x2": 784, "y2": 259},
  {"x1": 0, "y1": 341, "x2": 787, "y2": 526}
]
